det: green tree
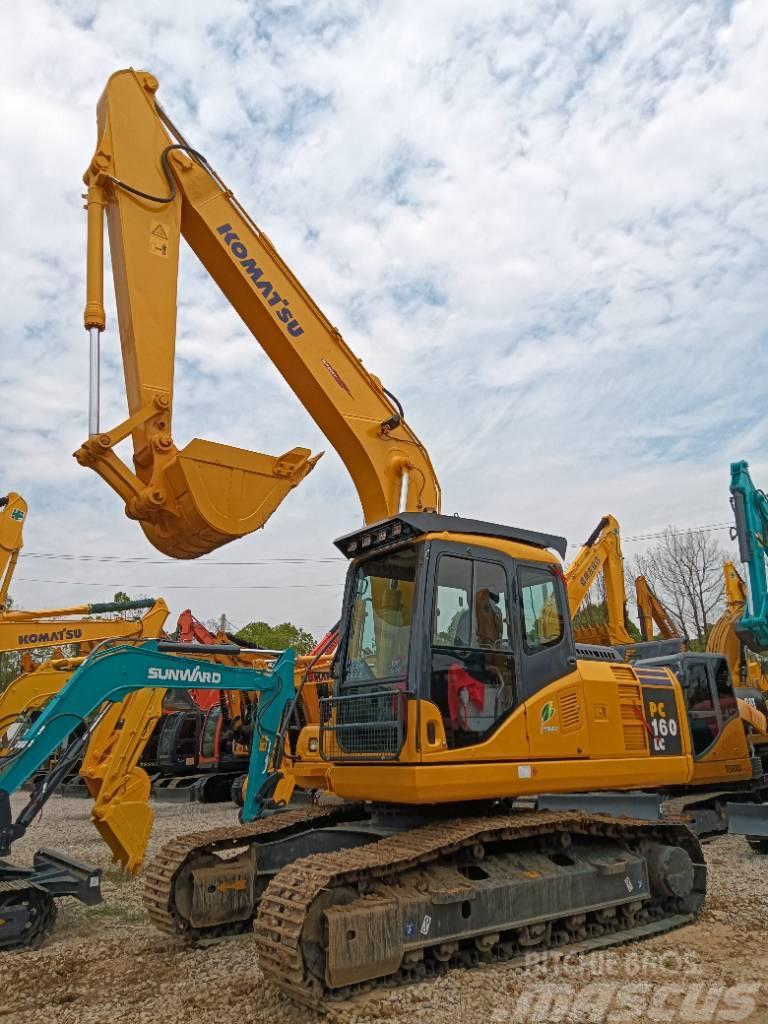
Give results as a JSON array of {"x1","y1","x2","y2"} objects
[
  {"x1": 111, "y1": 591, "x2": 151, "y2": 621},
  {"x1": 236, "y1": 621, "x2": 316, "y2": 655}
]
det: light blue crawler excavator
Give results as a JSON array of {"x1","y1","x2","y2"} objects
[{"x1": 0, "y1": 639, "x2": 296, "y2": 949}]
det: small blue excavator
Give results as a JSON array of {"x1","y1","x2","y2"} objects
[{"x1": 0, "y1": 638, "x2": 295, "y2": 949}]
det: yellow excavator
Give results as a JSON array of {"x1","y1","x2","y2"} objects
[
  {"x1": 631, "y1": 561, "x2": 768, "y2": 696},
  {"x1": 636, "y1": 576, "x2": 680, "y2": 643},
  {"x1": 564, "y1": 517, "x2": 682, "y2": 664},
  {"x1": 707, "y1": 561, "x2": 768, "y2": 693},
  {"x1": 0, "y1": 597, "x2": 169, "y2": 752},
  {"x1": 75, "y1": 68, "x2": 768, "y2": 1004},
  {"x1": 564, "y1": 515, "x2": 634, "y2": 647},
  {"x1": 0, "y1": 489, "x2": 169, "y2": 747}
]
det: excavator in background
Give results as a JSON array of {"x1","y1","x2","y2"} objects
[
  {"x1": 0, "y1": 597, "x2": 169, "y2": 754},
  {"x1": 0, "y1": 639, "x2": 296, "y2": 948},
  {"x1": 151, "y1": 611, "x2": 256, "y2": 802},
  {"x1": 60, "y1": 611, "x2": 339, "y2": 875},
  {"x1": 707, "y1": 561, "x2": 768, "y2": 693},
  {"x1": 725, "y1": 461, "x2": 768, "y2": 847},
  {"x1": 71, "y1": 69, "x2": 768, "y2": 1002},
  {"x1": 729, "y1": 460, "x2": 768, "y2": 653},
  {"x1": 0, "y1": 493, "x2": 27, "y2": 612},
  {"x1": 564, "y1": 515, "x2": 634, "y2": 648},
  {"x1": 636, "y1": 576, "x2": 680, "y2": 643},
  {"x1": 564, "y1": 516, "x2": 681, "y2": 661},
  {"x1": 0, "y1": 490, "x2": 169, "y2": 756}
]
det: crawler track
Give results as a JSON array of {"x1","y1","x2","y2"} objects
[
  {"x1": 143, "y1": 806, "x2": 704, "y2": 1007},
  {"x1": 254, "y1": 811, "x2": 705, "y2": 1007},
  {"x1": 143, "y1": 803, "x2": 363, "y2": 938},
  {"x1": 0, "y1": 879, "x2": 56, "y2": 950}
]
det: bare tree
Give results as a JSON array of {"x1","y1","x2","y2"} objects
[{"x1": 629, "y1": 529, "x2": 726, "y2": 645}]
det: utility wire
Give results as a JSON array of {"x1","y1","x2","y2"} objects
[
  {"x1": 19, "y1": 552, "x2": 344, "y2": 565},
  {"x1": 622, "y1": 522, "x2": 732, "y2": 543},
  {"x1": 14, "y1": 577, "x2": 344, "y2": 591},
  {"x1": 20, "y1": 520, "x2": 734, "y2": 565}
]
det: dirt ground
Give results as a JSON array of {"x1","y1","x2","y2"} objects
[{"x1": 1, "y1": 794, "x2": 767, "y2": 1024}]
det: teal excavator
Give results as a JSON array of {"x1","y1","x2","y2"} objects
[
  {"x1": 726, "y1": 460, "x2": 768, "y2": 848},
  {"x1": 0, "y1": 639, "x2": 296, "y2": 949}
]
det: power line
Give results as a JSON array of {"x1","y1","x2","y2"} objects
[
  {"x1": 622, "y1": 522, "x2": 732, "y2": 543},
  {"x1": 14, "y1": 577, "x2": 344, "y2": 591},
  {"x1": 19, "y1": 551, "x2": 344, "y2": 566},
  {"x1": 17, "y1": 522, "x2": 737, "y2": 569}
]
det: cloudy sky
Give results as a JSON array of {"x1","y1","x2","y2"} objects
[{"x1": 0, "y1": 0, "x2": 766, "y2": 639}]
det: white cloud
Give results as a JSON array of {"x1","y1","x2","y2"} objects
[{"x1": 0, "y1": 0, "x2": 766, "y2": 637}]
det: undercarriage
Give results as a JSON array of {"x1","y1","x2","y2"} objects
[{"x1": 144, "y1": 802, "x2": 705, "y2": 1006}]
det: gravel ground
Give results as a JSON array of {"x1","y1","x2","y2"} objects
[{"x1": 2, "y1": 794, "x2": 768, "y2": 1024}]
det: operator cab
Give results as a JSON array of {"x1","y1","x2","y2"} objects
[
  {"x1": 328, "y1": 513, "x2": 573, "y2": 755},
  {"x1": 635, "y1": 652, "x2": 738, "y2": 758},
  {"x1": 156, "y1": 710, "x2": 202, "y2": 774}
]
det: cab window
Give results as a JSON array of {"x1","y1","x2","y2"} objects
[
  {"x1": 519, "y1": 565, "x2": 564, "y2": 653},
  {"x1": 342, "y1": 547, "x2": 416, "y2": 688},
  {"x1": 430, "y1": 554, "x2": 515, "y2": 748}
]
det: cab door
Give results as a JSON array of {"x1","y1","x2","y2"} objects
[
  {"x1": 426, "y1": 545, "x2": 517, "y2": 749},
  {"x1": 514, "y1": 562, "x2": 588, "y2": 760}
]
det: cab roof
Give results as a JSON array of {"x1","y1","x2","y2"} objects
[{"x1": 334, "y1": 512, "x2": 568, "y2": 560}]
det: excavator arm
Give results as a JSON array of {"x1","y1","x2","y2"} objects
[
  {"x1": 78, "y1": 687, "x2": 166, "y2": 872},
  {"x1": 565, "y1": 515, "x2": 634, "y2": 646},
  {"x1": 0, "y1": 598, "x2": 168, "y2": 746},
  {"x1": 0, "y1": 596, "x2": 168, "y2": 654},
  {"x1": 76, "y1": 68, "x2": 440, "y2": 558},
  {"x1": 0, "y1": 493, "x2": 27, "y2": 611},
  {"x1": 730, "y1": 460, "x2": 768, "y2": 652},
  {"x1": 635, "y1": 576, "x2": 679, "y2": 641}
]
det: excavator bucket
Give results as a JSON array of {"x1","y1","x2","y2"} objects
[
  {"x1": 137, "y1": 441, "x2": 322, "y2": 559},
  {"x1": 88, "y1": 767, "x2": 153, "y2": 875}
]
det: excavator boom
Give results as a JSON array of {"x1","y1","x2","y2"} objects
[
  {"x1": 76, "y1": 68, "x2": 440, "y2": 558},
  {"x1": 635, "y1": 575, "x2": 679, "y2": 641},
  {"x1": 0, "y1": 493, "x2": 27, "y2": 611},
  {"x1": 0, "y1": 597, "x2": 169, "y2": 750},
  {"x1": 0, "y1": 597, "x2": 168, "y2": 654},
  {"x1": 730, "y1": 460, "x2": 768, "y2": 652},
  {"x1": 565, "y1": 515, "x2": 634, "y2": 646}
]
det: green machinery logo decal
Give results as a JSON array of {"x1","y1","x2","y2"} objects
[
  {"x1": 10, "y1": 509, "x2": 24, "y2": 521},
  {"x1": 540, "y1": 701, "x2": 558, "y2": 733}
]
